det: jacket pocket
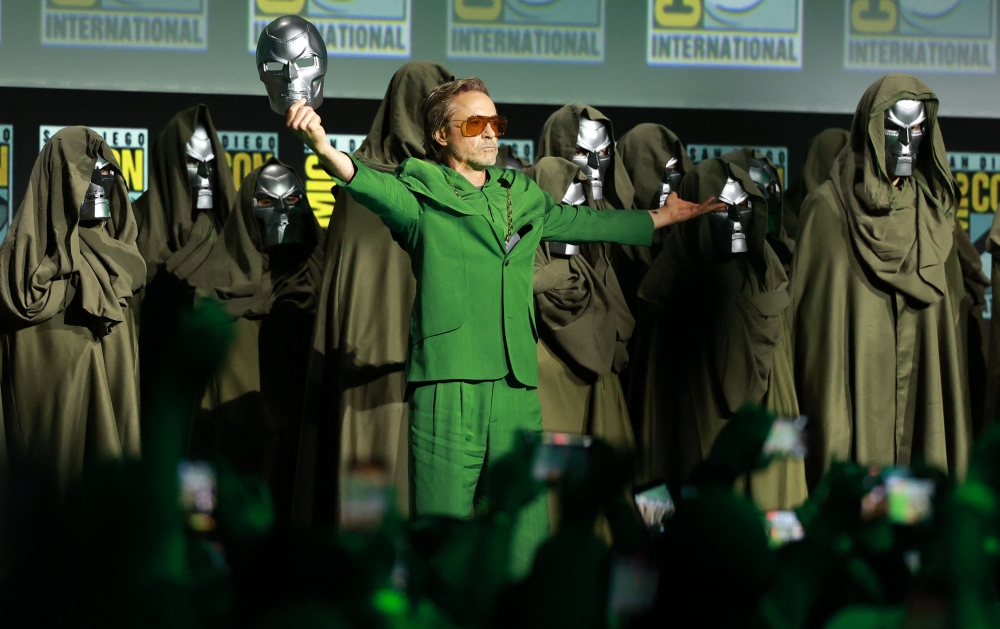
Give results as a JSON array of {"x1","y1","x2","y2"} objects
[{"x1": 412, "y1": 213, "x2": 468, "y2": 342}]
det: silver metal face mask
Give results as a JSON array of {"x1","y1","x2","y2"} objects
[
  {"x1": 884, "y1": 99, "x2": 926, "y2": 178},
  {"x1": 80, "y1": 159, "x2": 115, "y2": 221},
  {"x1": 708, "y1": 177, "x2": 753, "y2": 254},
  {"x1": 550, "y1": 182, "x2": 585, "y2": 257},
  {"x1": 185, "y1": 123, "x2": 216, "y2": 211},
  {"x1": 748, "y1": 157, "x2": 781, "y2": 235},
  {"x1": 256, "y1": 15, "x2": 328, "y2": 115},
  {"x1": 571, "y1": 118, "x2": 612, "y2": 200},
  {"x1": 252, "y1": 164, "x2": 311, "y2": 250},
  {"x1": 655, "y1": 157, "x2": 683, "y2": 209}
]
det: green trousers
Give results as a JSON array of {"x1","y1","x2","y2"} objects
[{"x1": 409, "y1": 376, "x2": 550, "y2": 577}]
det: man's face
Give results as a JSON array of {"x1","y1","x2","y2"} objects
[{"x1": 438, "y1": 90, "x2": 499, "y2": 169}]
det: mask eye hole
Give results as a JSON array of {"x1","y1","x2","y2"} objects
[
  {"x1": 255, "y1": 195, "x2": 275, "y2": 207},
  {"x1": 284, "y1": 195, "x2": 301, "y2": 205},
  {"x1": 101, "y1": 168, "x2": 113, "y2": 177},
  {"x1": 912, "y1": 123, "x2": 923, "y2": 132},
  {"x1": 263, "y1": 61, "x2": 284, "y2": 73},
  {"x1": 294, "y1": 56, "x2": 316, "y2": 69}
]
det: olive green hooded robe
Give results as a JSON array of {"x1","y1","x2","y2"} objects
[
  {"x1": 618, "y1": 123, "x2": 695, "y2": 214},
  {"x1": 189, "y1": 158, "x2": 324, "y2": 519},
  {"x1": 0, "y1": 127, "x2": 146, "y2": 490},
  {"x1": 524, "y1": 157, "x2": 634, "y2": 449},
  {"x1": 782, "y1": 128, "x2": 849, "y2": 242},
  {"x1": 722, "y1": 146, "x2": 795, "y2": 269},
  {"x1": 532, "y1": 105, "x2": 637, "y2": 448},
  {"x1": 790, "y1": 74, "x2": 971, "y2": 485},
  {"x1": 537, "y1": 105, "x2": 645, "y2": 285},
  {"x1": 637, "y1": 157, "x2": 806, "y2": 510},
  {"x1": 133, "y1": 105, "x2": 237, "y2": 427},
  {"x1": 292, "y1": 61, "x2": 454, "y2": 524}
]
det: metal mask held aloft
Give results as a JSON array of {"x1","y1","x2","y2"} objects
[
  {"x1": 571, "y1": 118, "x2": 612, "y2": 200},
  {"x1": 186, "y1": 123, "x2": 216, "y2": 211},
  {"x1": 256, "y1": 15, "x2": 328, "y2": 115},
  {"x1": 654, "y1": 157, "x2": 683, "y2": 209},
  {"x1": 747, "y1": 156, "x2": 781, "y2": 235},
  {"x1": 80, "y1": 159, "x2": 116, "y2": 221},
  {"x1": 252, "y1": 163, "x2": 311, "y2": 250},
  {"x1": 884, "y1": 99, "x2": 926, "y2": 178},
  {"x1": 707, "y1": 177, "x2": 753, "y2": 254}
]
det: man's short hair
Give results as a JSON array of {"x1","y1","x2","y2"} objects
[{"x1": 423, "y1": 78, "x2": 490, "y2": 162}]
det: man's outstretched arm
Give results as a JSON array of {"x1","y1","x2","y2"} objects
[
  {"x1": 540, "y1": 184, "x2": 724, "y2": 246},
  {"x1": 286, "y1": 100, "x2": 419, "y2": 234}
]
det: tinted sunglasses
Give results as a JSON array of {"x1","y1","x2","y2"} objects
[{"x1": 453, "y1": 115, "x2": 507, "y2": 137}]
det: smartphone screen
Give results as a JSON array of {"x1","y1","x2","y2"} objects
[
  {"x1": 885, "y1": 471, "x2": 935, "y2": 525},
  {"x1": 178, "y1": 460, "x2": 217, "y2": 533},
  {"x1": 608, "y1": 554, "x2": 660, "y2": 616},
  {"x1": 341, "y1": 464, "x2": 391, "y2": 532},
  {"x1": 761, "y1": 415, "x2": 808, "y2": 459},
  {"x1": 764, "y1": 510, "x2": 804, "y2": 548},
  {"x1": 633, "y1": 483, "x2": 675, "y2": 534},
  {"x1": 530, "y1": 432, "x2": 592, "y2": 484}
]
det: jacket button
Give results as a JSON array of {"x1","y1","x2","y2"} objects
[{"x1": 504, "y1": 261, "x2": 510, "y2": 267}]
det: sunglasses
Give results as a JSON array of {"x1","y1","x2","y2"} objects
[{"x1": 453, "y1": 115, "x2": 507, "y2": 137}]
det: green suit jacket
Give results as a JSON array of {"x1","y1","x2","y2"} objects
[{"x1": 338, "y1": 157, "x2": 653, "y2": 386}]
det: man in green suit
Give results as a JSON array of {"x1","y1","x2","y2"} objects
[{"x1": 286, "y1": 78, "x2": 719, "y2": 574}]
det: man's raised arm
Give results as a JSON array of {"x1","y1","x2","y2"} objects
[
  {"x1": 286, "y1": 99, "x2": 419, "y2": 235},
  {"x1": 287, "y1": 99, "x2": 357, "y2": 182}
]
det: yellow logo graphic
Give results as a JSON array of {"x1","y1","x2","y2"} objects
[
  {"x1": 851, "y1": 0, "x2": 897, "y2": 34},
  {"x1": 256, "y1": 0, "x2": 306, "y2": 14},
  {"x1": 655, "y1": 0, "x2": 701, "y2": 28},
  {"x1": 0, "y1": 146, "x2": 7, "y2": 188},
  {"x1": 109, "y1": 148, "x2": 145, "y2": 192},
  {"x1": 455, "y1": 0, "x2": 503, "y2": 21},
  {"x1": 227, "y1": 152, "x2": 275, "y2": 191}
]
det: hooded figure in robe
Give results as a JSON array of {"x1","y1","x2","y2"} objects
[
  {"x1": 189, "y1": 158, "x2": 324, "y2": 519},
  {"x1": 0, "y1": 127, "x2": 146, "y2": 490},
  {"x1": 790, "y1": 74, "x2": 972, "y2": 485},
  {"x1": 722, "y1": 147, "x2": 794, "y2": 270},
  {"x1": 637, "y1": 157, "x2": 806, "y2": 510},
  {"x1": 133, "y1": 105, "x2": 236, "y2": 425},
  {"x1": 525, "y1": 157, "x2": 634, "y2": 449},
  {"x1": 530, "y1": 105, "x2": 638, "y2": 448},
  {"x1": 782, "y1": 128, "x2": 849, "y2": 242},
  {"x1": 293, "y1": 61, "x2": 454, "y2": 524},
  {"x1": 617, "y1": 124, "x2": 693, "y2": 462}
]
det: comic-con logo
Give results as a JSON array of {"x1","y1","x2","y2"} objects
[
  {"x1": 448, "y1": 0, "x2": 606, "y2": 63},
  {"x1": 218, "y1": 131, "x2": 279, "y2": 190},
  {"x1": 0, "y1": 125, "x2": 13, "y2": 243},
  {"x1": 249, "y1": 0, "x2": 411, "y2": 58},
  {"x1": 39, "y1": 126, "x2": 148, "y2": 202},
  {"x1": 844, "y1": 0, "x2": 996, "y2": 73},
  {"x1": 687, "y1": 144, "x2": 788, "y2": 187},
  {"x1": 648, "y1": 0, "x2": 803, "y2": 69},
  {"x1": 43, "y1": 0, "x2": 208, "y2": 50},
  {"x1": 950, "y1": 152, "x2": 1000, "y2": 319}
]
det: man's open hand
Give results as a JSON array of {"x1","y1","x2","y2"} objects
[{"x1": 648, "y1": 192, "x2": 726, "y2": 230}]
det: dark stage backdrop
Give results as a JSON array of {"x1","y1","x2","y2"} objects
[{"x1": 1, "y1": 84, "x2": 999, "y2": 314}]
